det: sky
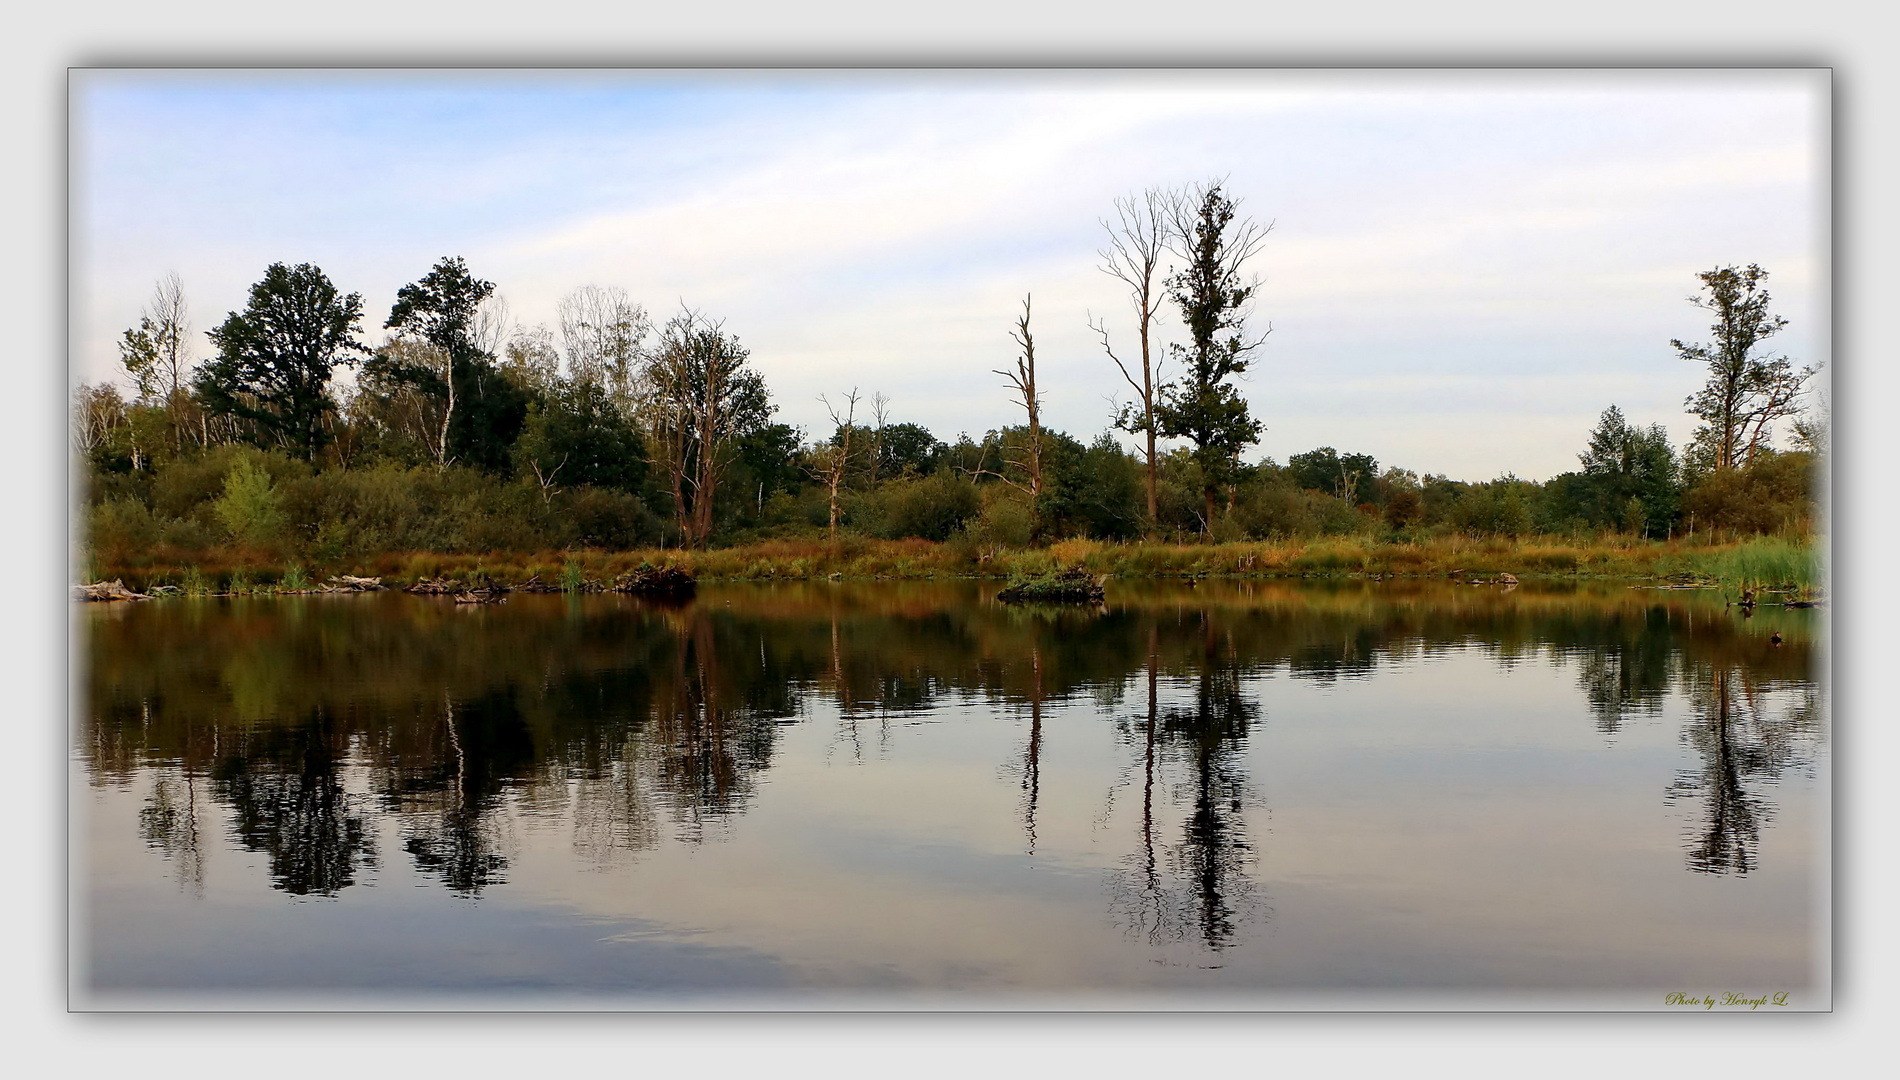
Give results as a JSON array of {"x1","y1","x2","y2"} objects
[{"x1": 69, "y1": 69, "x2": 1827, "y2": 482}]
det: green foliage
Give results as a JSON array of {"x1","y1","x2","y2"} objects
[
  {"x1": 1154, "y1": 183, "x2": 1267, "y2": 523},
  {"x1": 197, "y1": 262, "x2": 368, "y2": 459},
  {"x1": 118, "y1": 319, "x2": 162, "y2": 399},
  {"x1": 967, "y1": 492, "x2": 1035, "y2": 549},
  {"x1": 213, "y1": 458, "x2": 289, "y2": 549},
  {"x1": 513, "y1": 381, "x2": 646, "y2": 495},
  {"x1": 1038, "y1": 433, "x2": 1145, "y2": 540},
  {"x1": 1682, "y1": 451, "x2": 1815, "y2": 537},
  {"x1": 375, "y1": 256, "x2": 530, "y2": 473},
  {"x1": 1231, "y1": 477, "x2": 1368, "y2": 540},
  {"x1": 853, "y1": 470, "x2": 981, "y2": 541},
  {"x1": 1452, "y1": 478, "x2": 1536, "y2": 539},
  {"x1": 1563, "y1": 405, "x2": 1680, "y2": 536},
  {"x1": 88, "y1": 497, "x2": 160, "y2": 565},
  {"x1": 1286, "y1": 446, "x2": 1379, "y2": 504},
  {"x1": 875, "y1": 422, "x2": 949, "y2": 477},
  {"x1": 1674, "y1": 264, "x2": 1815, "y2": 473}
]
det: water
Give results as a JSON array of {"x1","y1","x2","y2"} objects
[{"x1": 72, "y1": 580, "x2": 1827, "y2": 1009}]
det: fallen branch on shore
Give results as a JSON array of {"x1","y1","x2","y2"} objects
[
  {"x1": 324, "y1": 575, "x2": 385, "y2": 593},
  {"x1": 74, "y1": 579, "x2": 149, "y2": 602}
]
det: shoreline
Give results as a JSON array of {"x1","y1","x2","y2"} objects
[{"x1": 75, "y1": 534, "x2": 1818, "y2": 596}]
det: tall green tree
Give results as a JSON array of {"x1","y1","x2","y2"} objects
[
  {"x1": 197, "y1": 262, "x2": 367, "y2": 459},
  {"x1": 381, "y1": 256, "x2": 527, "y2": 472},
  {"x1": 512, "y1": 379, "x2": 647, "y2": 503},
  {"x1": 1577, "y1": 405, "x2": 1679, "y2": 536},
  {"x1": 1287, "y1": 446, "x2": 1378, "y2": 505},
  {"x1": 1154, "y1": 182, "x2": 1269, "y2": 529},
  {"x1": 1674, "y1": 264, "x2": 1816, "y2": 472}
]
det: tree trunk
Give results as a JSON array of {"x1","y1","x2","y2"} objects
[{"x1": 1140, "y1": 315, "x2": 1157, "y2": 523}]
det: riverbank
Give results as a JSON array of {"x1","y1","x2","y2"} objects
[{"x1": 79, "y1": 533, "x2": 1820, "y2": 596}]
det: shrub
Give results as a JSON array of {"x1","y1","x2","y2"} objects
[
  {"x1": 1683, "y1": 452, "x2": 1815, "y2": 537},
  {"x1": 559, "y1": 486, "x2": 663, "y2": 550},
  {"x1": 212, "y1": 459, "x2": 288, "y2": 549},
  {"x1": 87, "y1": 497, "x2": 159, "y2": 565},
  {"x1": 968, "y1": 493, "x2": 1034, "y2": 549},
  {"x1": 863, "y1": 471, "x2": 981, "y2": 541}
]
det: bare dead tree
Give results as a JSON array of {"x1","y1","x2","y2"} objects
[
  {"x1": 867, "y1": 392, "x2": 891, "y2": 486},
  {"x1": 148, "y1": 272, "x2": 193, "y2": 397},
  {"x1": 527, "y1": 451, "x2": 568, "y2": 505},
  {"x1": 1093, "y1": 187, "x2": 1176, "y2": 523},
  {"x1": 990, "y1": 295, "x2": 1044, "y2": 499},
  {"x1": 806, "y1": 388, "x2": 861, "y2": 544},
  {"x1": 471, "y1": 294, "x2": 515, "y2": 361},
  {"x1": 558, "y1": 284, "x2": 650, "y2": 410}
]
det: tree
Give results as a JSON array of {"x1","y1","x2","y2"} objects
[
  {"x1": 383, "y1": 257, "x2": 527, "y2": 472},
  {"x1": 806, "y1": 388, "x2": 861, "y2": 544},
  {"x1": 117, "y1": 272, "x2": 194, "y2": 401},
  {"x1": 197, "y1": 262, "x2": 367, "y2": 460},
  {"x1": 117, "y1": 322, "x2": 161, "y2": 400},
  {"x1": 500, "y1": 323, "x2": 562, "y2": 397},
  {"x1": 71, "y1": 383, "x2": 127, "y2": 459},
  {"x1": 1674, "y1": 264, "x2": 1817, "y2": 472},
  {"x1": 1578, "y1": 405, "x2": 1679, "y2": 536},
  {"x1": 638, "y1": 307, "x2": 771, "y2": 545},
  {"x1": 512, "y1": 380, "x2": 646, "y2": 504},
  {"x1": 1093, "y1": 186, "x2": 1176, "y2": 523},
  {"x1": 972, "y1": 292, "x2": 1048, "y2": 498},
  {"x1": 1154, "y1": 182, "x2": 1269, "y2": 529},
  {"x1": 990, "y1": 295, "x2": 1045, "y2": 499},
  {"x1": 557, "y1": 285, "x2": 649, "y2": 407},
  {"x1": 875, "y1": 422, "x2": 947, "y2": 477}
]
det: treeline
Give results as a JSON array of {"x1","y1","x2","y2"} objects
[{"x1": 73, "y1": 188, "x2": 1823, "y2": 572}]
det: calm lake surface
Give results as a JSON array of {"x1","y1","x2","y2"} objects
[{"x1": 73, "y1": 580, "x2": 1827, "y2": 1009}]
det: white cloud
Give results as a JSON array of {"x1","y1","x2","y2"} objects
[{"x1": 72, "y1": 71, "x2": 1826, "y2": 480}]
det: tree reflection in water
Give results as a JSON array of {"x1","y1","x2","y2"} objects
[
  {"x1": 1108, "y1": 617, "x2": 1262, "y2": 952},
  {"x1": 209, "y1": 706, "x2": 376, "y2": 897},
  {"x1": 1669, "y1": 663, "x2": 1821, "y2": 875},
  {"x1": 82, "y1": 582, "x2": 1821, "y2": 928}
]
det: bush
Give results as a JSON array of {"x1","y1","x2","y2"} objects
[
  {"x1": 1683, "y1": 452, "x2": 1815, "y2": 537},
  {"x1": 966, "y1": 491, "x2": 1035, "y2": 549},
  {"x1": 559, "y1": 486, "x2": 663, "y2": 550},
  {"x1": 213, "y1": 459, "x2": 288, "y2": 549},
  {"x1": 860, "y1": 471, "x2": 980, "y2": 541},
  {"x1": 87, "y1": 497, "x2": 159, "y2": 565}
]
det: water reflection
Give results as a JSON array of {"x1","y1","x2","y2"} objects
[
  {"x1": 1670, "y1": 665, "x2": 1822, "y2": 875},
  {"x1": 82, "y1": 581, "x2": 1821, "y2": 944}
]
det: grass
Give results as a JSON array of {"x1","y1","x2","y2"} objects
[
  {"x1": 1699, "y1": 535, "x2": 1820, "y2": 597},
  {"x1": 82, "y1": 532, "x2": 1818, "y2": 594}
]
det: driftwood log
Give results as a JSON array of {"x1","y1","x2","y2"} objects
[
  {"x1": 323, "y1": 575, "x2": 385, "y2": 592},
  {"x1": 74, "y1": 579, "x2": 149, "y2": 602}
]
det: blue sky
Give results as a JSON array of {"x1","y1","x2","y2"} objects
[{"x1": 70, "y1": 69, "x2": 1826, "y2": 481}]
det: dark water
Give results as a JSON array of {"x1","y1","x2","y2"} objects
[{"x1": 73, "y1": 580, "x2": 1827, "y2": 1009}]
